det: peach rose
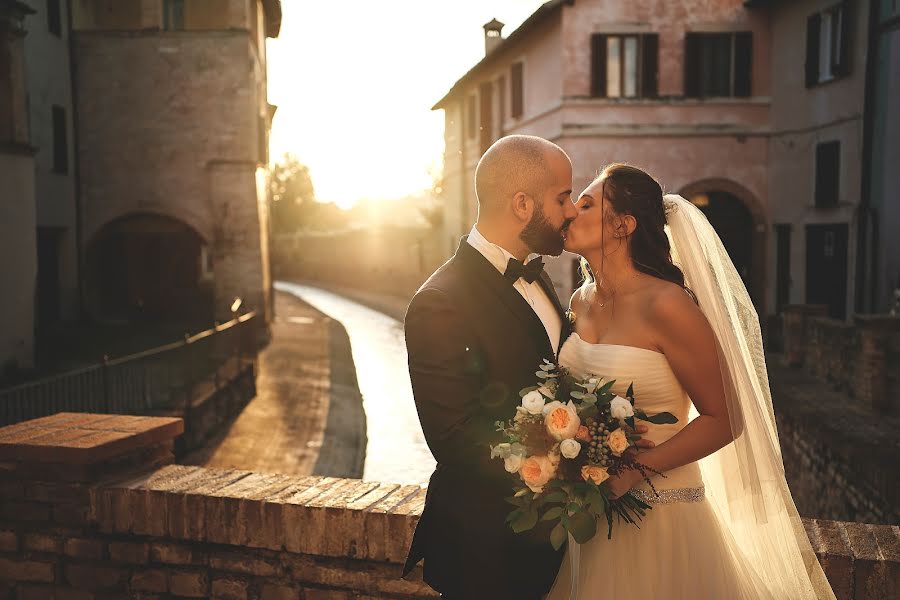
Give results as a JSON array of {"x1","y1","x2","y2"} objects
[
  {"x1": 544, "y1": 401, "x2": 581, "y2": 441},
  {"x1": 606, "y1": 428, "x2": 629, "y2": 456},
  {"x1": 575, "y1": 425, "x2": 591, "y2": 443},
  {"x1": 520, "y1": 455, "x2": 557, "y2": 493},
  {"x1": 581, "y1": 464, "x2": 610, "y2": 485}
]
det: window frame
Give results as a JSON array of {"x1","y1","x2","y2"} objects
[
  {"x1": 684, "y1": 31, "x2": 753, "y2": 98},
  {"x1": 510, "y1": 61, "x2": 524, "y2": 119},
  {"x1": 805, "y1": 2, "x2": 851, "y2": 88},
  {"x1": 163, "y1": 0, "x2": 186, "y2": 31},
  {"x1": 814, "y1": 140, "x2": 841, "y2": 208},
  {"x1": 591, "y1": 33, "x2": 659, "y2": 99},
  {"x1": 51, "y1": 105, "x2": 68, "y2": 175},
  {"x1": 47, "y1": 0, "x2": 62, "y2": 37}
]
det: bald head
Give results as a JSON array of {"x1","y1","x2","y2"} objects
[{"x1": 475, "y1": 135, "x2": 570, "y2": 214}]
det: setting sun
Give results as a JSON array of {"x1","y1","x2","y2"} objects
[{"x1": 266, "y1": 0, "x2": 547, "y2": 208}]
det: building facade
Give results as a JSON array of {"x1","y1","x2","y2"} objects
[
  {"x1": 24, "y1": 0, "x2": 80, "y2": 345},
  {"x1": 0, "y1": 1, "x2": 38, "y2": 373},
  {"x1": 436, "y1": 0, "x2": 891, "y2": 323},
  {"x1": 1, "y1": 0, "x2": 280, "y2": 379},
  {"x1": 73, "y1": 0, "x2": 280, "y2": 324}
]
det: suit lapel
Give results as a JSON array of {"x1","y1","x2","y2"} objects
[
  {"x1": 456, "y1": 240, "x2": 555, "y2": 359},
  {"x1": 537, "y1": 270, "x2": 573, "y2": 358}
]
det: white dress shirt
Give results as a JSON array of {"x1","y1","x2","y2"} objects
[{"x1": 467, "y1": 225, "x2": 563, "y2": 355}]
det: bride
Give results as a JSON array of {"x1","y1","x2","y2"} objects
[{"x1": 546, "y1": 164, "x2": 835, "y2": 599}]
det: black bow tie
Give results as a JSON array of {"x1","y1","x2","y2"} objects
[{"x1": 504, "y1": 257, "x2": 545, "y2": 284}]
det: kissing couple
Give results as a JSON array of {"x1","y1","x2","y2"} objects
[{"x1": 401, "y1": 135, "x2": 835, "y2": 599}]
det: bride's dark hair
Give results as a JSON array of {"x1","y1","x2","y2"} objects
[{"x1": 580, "y1": 163, "x2": 695, "y2": 300}]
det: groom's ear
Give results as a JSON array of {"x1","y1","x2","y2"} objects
[{"x1": 511, "y1": 191, "x2": 533, "y2": 223}]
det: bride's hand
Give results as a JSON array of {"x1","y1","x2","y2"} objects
[
  {"x1": 628, "y1": 423, "x2": 655, "y2": 451},
  {"x1": 605, "y1": 468, "x2": 644, "y2": 500}
]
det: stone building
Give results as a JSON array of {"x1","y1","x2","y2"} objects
[
  {"x1": 435, "y1": 0, "x2": 895, "y2": 323},
  {"x1": 73, "y1": 0, "x2": 281, "y2": 324},
  {"x1": 0, "y1": 0, "x2": 280, "y2": 377},
  {"x1": 0, "y1": 1, "x2": 38, "y2": 372},
  {"x1": 24, "y1": 0, "x2": 80, "y2": 347}
]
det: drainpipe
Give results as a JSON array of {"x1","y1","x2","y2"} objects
[
  {"x1": 65, "y1": 0, "x2": 85, "y2": 320},
  {"x1": 857, "y1": 0, "x2": 880, "y2": 313}
]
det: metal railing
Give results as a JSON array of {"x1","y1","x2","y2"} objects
[{"x1": 0, "y1": 311, "x2": 259, "y2": 426}]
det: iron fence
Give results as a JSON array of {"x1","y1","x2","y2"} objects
[{"x1": 0, "y1": 311, "x2": 259, "y2": 426}]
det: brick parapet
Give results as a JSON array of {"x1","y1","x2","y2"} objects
[{"x1": 0, "y1": 415, "x2": 897, "y2": 598}]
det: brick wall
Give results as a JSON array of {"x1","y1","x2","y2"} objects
[
  {"x1": 1, "y1": 414, "x2": 897, "y2": 599},
  {"x1": 783, "y1": 306, "x2": 900, "y2": 414}
]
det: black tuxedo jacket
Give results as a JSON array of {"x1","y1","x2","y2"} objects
[{"x1": 402, "y1": 239, "x2": 572, "y2": 600}]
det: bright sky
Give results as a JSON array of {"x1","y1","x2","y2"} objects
[{"x1": 266, "y1": 0, "x2": 547, "y2": 209}]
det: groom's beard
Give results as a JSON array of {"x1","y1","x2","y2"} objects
[{"x1": 520, "y1": 203, "x2": 568, "y2": 256}]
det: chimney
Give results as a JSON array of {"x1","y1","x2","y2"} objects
[{"x1": 483, "y1": 18, "x2": 505, "y2": 55}]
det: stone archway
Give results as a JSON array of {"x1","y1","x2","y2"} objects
[
  {"x1": 679, "y1": 179, "x2": 767, "y2": 315},
  {"x1": 85, "y1": 213, "x2": 213, "y2": 322}
]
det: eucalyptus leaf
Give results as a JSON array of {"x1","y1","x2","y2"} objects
[
  {"x1": 570, "y1": 391, "x2": 585, "y2": 400},
  {"x1": 514, "y1": 488, "x2": 531, "y2": 498},
  {"x1": 536, "y1": 371, "x2": 549, "y2": 379},
  {"x1": 550, "y1": 522, "x2": 567, "y2": 550},
  {"x1": 519, "y1": 386, "x2": 540, "y2": 397}
]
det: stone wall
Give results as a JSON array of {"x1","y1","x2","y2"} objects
[
  {"x1": 783, "y1": 305, "x2": 900, "y2": 414},
  {"x1": 272, "y1": 228, "x2": 445, "y2": 303},
  {"x1": 1, "y1": 413, "x2": 898, "y2": 599}
]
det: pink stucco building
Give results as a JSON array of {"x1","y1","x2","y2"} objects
[{"x1": 435, "y1": 0, "x2": 878, "y2": 324}]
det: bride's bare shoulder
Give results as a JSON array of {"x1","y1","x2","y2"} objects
[{"x1": 643, "y1": 280, "x2": 703, "y2": 324}]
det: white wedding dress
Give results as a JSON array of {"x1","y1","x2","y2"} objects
[{"x1": 546, "y1": 334, "x2": 774, "y2": 599}]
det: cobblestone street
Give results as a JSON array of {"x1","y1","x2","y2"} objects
[{"x1": 180, "y1": 291, "x2": 365, "y2": 478}]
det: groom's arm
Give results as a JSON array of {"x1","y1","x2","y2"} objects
[{"x1": 405, "y1": 287, "x2": 499, "y2": 475}]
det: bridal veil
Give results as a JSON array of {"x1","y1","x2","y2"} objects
[{"x1": 663, "y1": 194, "x2": 835, "y2": 599}]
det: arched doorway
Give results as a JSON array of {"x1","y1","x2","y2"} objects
[
  {"x1": 680, "y1": 182, "x2": 766, "y2": 315},
  {"x1": 86, "y1": 214, "x2": 213, "y2": 321}
]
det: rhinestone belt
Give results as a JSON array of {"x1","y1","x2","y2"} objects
[{"x1": 629, "y1": 485, "x2": 705, "y2": 505}]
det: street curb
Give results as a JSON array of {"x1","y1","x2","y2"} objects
[{"x1": 312, "y1": 317, "x2": 368, "y2": 479}]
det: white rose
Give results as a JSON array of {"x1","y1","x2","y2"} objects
[
  {"x1": 610, "y1": 395, "x2": 635, "y2": 421},
  {"x1": 522, "y1": 390, "x2": 546, "y2": 415},
  {"x1": 504, "y1": 454, "x2": 524, "y2": 473},
  {"x1": 542, "y1": 400, "x2": 563, "y2": 417},
  {"x1": 559, "y1": 438, "x2": 581, "y2": 459}
]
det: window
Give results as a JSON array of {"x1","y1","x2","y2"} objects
[
  {"x1": 467, "y1": 94, "x2": 477, "y2": 139},
  {"x1": 51, "y1": 105, "x2": 67, "y2": 174},
  {"x1": 510, "y1": 62, "x2": 524, "y2": 119},
  {"x1": 814, "y1": 141, "x2": 840, "y2": 207},
  {"x1": 591, "y1": 34, "x2": 658, "y2": 98},
  {"x1": 163, "y1": 0, "x2": 185, "y2": 31},
  {"x1": 47, "y1": 0, "x2": 61, "y2": 36},
  {"x1": 806, "y1": 3, "x2": 850, "y2": 87},
  {"x1": 684, "y1": 32, "x2": 752, "y2": 98},
  {"x1": 775, "y1": 224, "x2": 791, "y2": 313},
  {"x1": 497, "y1": 75, "x2": 506, "y2": 133}
]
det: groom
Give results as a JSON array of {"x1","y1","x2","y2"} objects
[{"x1": 402, "y1": 135, "x2": 577, "y2": 599}]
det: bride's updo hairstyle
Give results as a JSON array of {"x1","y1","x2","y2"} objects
[{"x1": 581, "y1": 163, "x2": 693, "y2": 298}]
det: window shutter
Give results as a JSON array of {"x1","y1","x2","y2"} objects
[
  {"x1": 591, "y1": 34, "x2": 607, "y2": 97},
  {"x1": 684, "y1": 34, "x2": 701, "y2": 97},
  {"x1": 833, "y1": 2, "x2": 851, "y2": 76},
  {"x1": 734, "y1": 32, "x2": 752, "y2": 97},
  {"x1": 511, "y1": 62, "x2": 524, "y2": 118},
  {"x1": 815, "y1": 141, "x2": 840, "y2": 207},
  {"x1": 641, "y1": 34, "x2": 659, "y2": 98},
  {"x1": 805, "y1": 14, "x2": 821, "y2": 87}
]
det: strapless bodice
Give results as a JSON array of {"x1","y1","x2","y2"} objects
[{"x1": 559, "y1": 333, "x2": 703, "y2": 492}]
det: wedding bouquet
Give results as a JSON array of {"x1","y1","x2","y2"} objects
[{"x1": 491, "y1": 360, "x2": 678, "y2": 549}]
